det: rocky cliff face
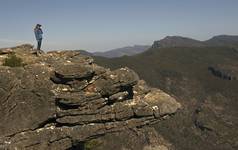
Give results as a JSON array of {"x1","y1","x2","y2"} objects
[
  {"x1": 208, "y1": 65, "x2": 238, "y2": 80},
  {"x1": 0, "y1": 45, "x2": 181, "y2": 150}
]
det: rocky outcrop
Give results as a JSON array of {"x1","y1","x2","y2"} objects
[
  {"x1": 208, "y1": 66, "x2": 237, "y2": 80},
  {"x1": 0, "y1": 45, "x2": 181, "y2": 150}
]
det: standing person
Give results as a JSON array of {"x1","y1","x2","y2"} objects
[{"x1": 34, "y1": 24, "x2": 43, "y2": 50}]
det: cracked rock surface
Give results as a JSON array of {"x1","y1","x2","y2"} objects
[{"x1": 0, "y1": 45, "x2": 181, "y2": 150}]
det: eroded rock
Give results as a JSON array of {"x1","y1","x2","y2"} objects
[{"x1": 0, "y1": 45, "x2": 181, "y2": 150}]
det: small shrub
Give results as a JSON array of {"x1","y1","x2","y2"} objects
[{"x1": 3, "y1": 53, "x2": 24, "y2": 67}]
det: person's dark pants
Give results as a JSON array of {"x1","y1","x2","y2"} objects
[{"x1": 37, "y1": 39, "x2": 42, "y2": 50}]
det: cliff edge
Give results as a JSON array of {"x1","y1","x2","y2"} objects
[{"x1": 0, "y1": 45, "x2": 181, "y2": 150}]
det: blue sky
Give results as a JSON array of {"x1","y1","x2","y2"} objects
[{"x1": 0, "y1": 0, "x2": 238, "y2": 51}]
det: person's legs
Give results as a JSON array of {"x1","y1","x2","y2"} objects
[
  {"x1": 37, "y1": 40, "x2": 40, "y2": 50},
  {"x1": 37, "y1": 39, "x2": 42, "y2": 50}
]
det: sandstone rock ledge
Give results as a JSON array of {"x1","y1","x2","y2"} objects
[{"x1": 0, "y1": 45, "x2": 181, "y2": 150}]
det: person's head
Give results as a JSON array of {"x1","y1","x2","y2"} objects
[{"x1": 35, "y1": 24, "x2": 42, "y2": 29}]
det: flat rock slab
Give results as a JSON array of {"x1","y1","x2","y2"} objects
[{"x1": 55, "y1": 64, "x2": 95, "y2": 79}]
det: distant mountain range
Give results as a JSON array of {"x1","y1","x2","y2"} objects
[
  {"x1": 79, "y1": 35, "x2": 238, "y2": 58},
  {"x1": 152, "y1": 35, "x2": 238, "y2": 48},
  {"x1": 92, "y1": 45, "x2": 150, "y2": 58}
]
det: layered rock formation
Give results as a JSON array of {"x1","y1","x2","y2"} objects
[{"x1": 0, "y1": 45, "x2": 181, "y2": 150}]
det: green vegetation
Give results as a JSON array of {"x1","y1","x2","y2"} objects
[
  {"x1": 3, "y1": 53, "x2": 24, "y2": 67},
  {"x1": 84, "y1": 139, "x2": 103, "y2": 150},
  {"x1": 94, "y1": 46, "x2": 238, "y2": 90},
  {"x1": 93, "y1": 46, "x2": 238, "y2": 150}
]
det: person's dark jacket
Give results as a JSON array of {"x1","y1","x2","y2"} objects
[{"x1": 34, "y1": 28, "x2": 43, "y2": 41}]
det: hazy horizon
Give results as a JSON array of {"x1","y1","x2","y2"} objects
[{"x1": 0, "y1": 0, "x2": 238, "y2": 52}]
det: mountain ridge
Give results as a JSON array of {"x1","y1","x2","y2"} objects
[
  {"x1": 93, "y1": 45, "x2": 150, "y2": 58},
  {"x1": 80, "y1": 35, "x2": 238, "y2": 59},
  {"x1": 152, "y1": 35, "x2": 238, "y2": 49}
]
